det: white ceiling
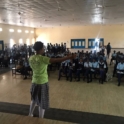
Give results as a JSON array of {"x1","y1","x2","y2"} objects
[{"x1": 0, "y1": 0, "x2": 124, "y2": 27}]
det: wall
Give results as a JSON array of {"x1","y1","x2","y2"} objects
[
  {"x1": 0, "y1": 24, "x2": 35, "y2": 48},
  {"x1": 35, "y1": 25, "x2": 124, "y2": 48}
]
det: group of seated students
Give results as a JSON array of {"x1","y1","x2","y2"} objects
[
  {"x1": 47, "y1": 42, "x2": 66, "y2": 53},
  {"x1": 57, "y1": 49, "x2": 124, "y2": 86},
  {"x1": 58, "y1": 50, "x2": 108, "y2": 84},
  {"x1": 110, "y1": 50, "x2": 124, "y2": 86}
]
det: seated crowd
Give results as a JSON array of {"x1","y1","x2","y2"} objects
[
  {"x1": 0, "y1": 42, "x2": 124, "y2": 86},
  {"x1": 57, "y1": 49, "x2": 124, "y2": 86}
]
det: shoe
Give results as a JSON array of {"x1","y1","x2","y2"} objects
[
  {"x1": 87, "y1": 80, "x2": 89, "y2": 83},
  {"x1": 23, "y1": 77, "x2": 27, "y2": 80},
  {"x1": 77, "y1": 79, "x2": 80, "y2": 82},
  {"x1": 118, "y1": 83, "x2": 120, "y2": 86},
  {"x1": 58, "y1": 77, "x2": 60, "y2": 81}
]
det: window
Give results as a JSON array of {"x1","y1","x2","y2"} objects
[
  {"x1": 18, "y1": 29, "x2": 22, "y2": 33},
  {"x1": 71, "y1": 39, "x2": 85, "y2": 48},
  {"x1": 26, "y1": 39, "x2": 30, "y2": 45},
  {"x1": 32, "y1": 38, "x2": 35, "y2": 44},
  {"x1": 19, "y1": 39, "x2": 23, "y2": 44},
  {"x1": 10, "y1": 39, "x2": 14, "y2": 47},
  {"x1": 25, "y1": 30, "x2": 29, "y2": 33},
  {"x1": 31, "y1": 31, "x2": 34, "y2": 33},
  {"x1": 0, "y1": 28, "x2": 2, "y2": 31},
  {"x1": 9, "y1": 29, "x2": 14, "y2": 32}
]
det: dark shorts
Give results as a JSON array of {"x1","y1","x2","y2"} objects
[{"x1": 30, "y1": 83, "x2": 49, "y2": 109}]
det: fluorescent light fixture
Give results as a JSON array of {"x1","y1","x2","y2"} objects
[
  {"x1": 31, "y1": 31, "x2": 34, "y2": 33},
  {"x1": 0, "y1": 28, "x2": 2, "y2": 31},
  {"x1": 9, "y1": 29, "x2": 14, "y2": 32},
  {"x1": 18, "y1": 29, "x2": 22, "y2": 33},
  {"x1": 25, "y1": 30, "x2": 29, "y2": 33}
]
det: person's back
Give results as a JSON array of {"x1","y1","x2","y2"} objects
[{"x1": 29, "y1": 55, "x2": 49, "y2": 84}]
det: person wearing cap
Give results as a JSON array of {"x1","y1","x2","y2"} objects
[
  {"x1": 28, "y1": 41, "x2": 76, "y2": 118},
  {"x1": 117, "y1": 59, "x2": 124, "y2": 86}
]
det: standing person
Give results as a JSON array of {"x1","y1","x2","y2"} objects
[
  {"x1": 28, "y1": 41, "x2": 76, "y2": 118},
  {"x1": 106, "y1": 43, "x2": 111, "y2": 59}
]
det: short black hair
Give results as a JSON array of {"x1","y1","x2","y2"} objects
[{"x1": 33, "y1": 41, "x2": 43, "y2": 51}]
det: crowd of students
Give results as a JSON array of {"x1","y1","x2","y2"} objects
[
  {"x1": 58, "y1": 50, "x2": 108, "y2": 84},
  {"x1": 0, "y1": 42, "x2": 124, "y2": 86},
  {"x1": 56, "y1": 48, "x2": 124, "y2": 86}
]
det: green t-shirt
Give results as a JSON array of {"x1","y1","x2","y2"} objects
[{"x1": 29, "y1": 55, "x2": 50, "y2": 84}]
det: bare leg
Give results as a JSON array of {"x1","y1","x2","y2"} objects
[
  {"x1": 39, "y1": 106, "x2": 45, "y2": 118},
  {"x1": 29, "y1": 100, "x2": 36, "y2": 117}
]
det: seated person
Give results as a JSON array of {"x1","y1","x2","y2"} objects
[
  {"x1": 75, "y1": 59, "x2": 84, "y2": 81},
  {"x1": 98, "y1": 59, "x2": 106, "y2": 84},
  {"x1": 113, "y1": 58, "x2": 120, "y2": 77},
  {"x1": 3, "y1": 54, "x2": 9, "y2": 67},
  {"x1": 117, "y1": 59, "x2": 124, "y2": 86},
  {"x1": 110, "y1": 51, "x2": 116, "y2": 65},
  {"x1": 22, "y1": 58, "x2": 31, "y2": 80},
  {"x1": 91, "y1": 58, "x2": 99, "y2": 79},
  {"x1": 66, "y1": 59, "x2": 75, "y2": 82},
  {"x1": 84, "y1": 59, "x2": 92, "y2": 83},
  {"x1": 16, "y1": 57, "x2": 24, "y2": 73},
  {"x1": 58, "y1": 60, "x2": 68, "y2": 80}
]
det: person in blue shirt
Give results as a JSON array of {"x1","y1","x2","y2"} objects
[
  {"x1": 22, "y1": 58, "x2": 31, "y2": 80},
  {"x1": 66, "y1": 60, "x2": 75, "y2": 82},
  {"x1": 91, "y1": 58, "x2": 99, "y2": 79},
  {"x1": 75, "y1": 59, "x2": 84, "y2": 81},
  {"x1": 84, "y1": 59, "x2": 92, "y2": 83},
  {"x1": 117, "y1": 59, "x2": 124, "y2": 86},
  {"x1": 58, "y1": 61, "x2": 67, "y2": 80},
  {"x1": 98, "y1": 59, "x2": 106, "y2": 84}
]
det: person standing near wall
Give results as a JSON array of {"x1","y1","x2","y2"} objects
[
  {"x1": 106, "y1": 43, "x2": 111, "y2": 59},
  {"x1": 28, "y1": 41, "x2": 76, "y2": 118}
]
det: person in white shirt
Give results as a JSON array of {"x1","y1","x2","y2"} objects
[
  {"x1": 117, "y1": 59, "x2": 124, "y2": 86},
  {"x1": 84, "y1": 59, "x2": 92, "y2": 83}
]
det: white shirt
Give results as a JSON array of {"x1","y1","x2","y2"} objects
[
  {"x1": 84, "y1": 62, "x2": 92, "y2": 68},
  {"x1": 117, "y1": 63, "x2": 124, "y2": 70},
  {"x1": 92, "y1": 62, "x2": 99, "y2": 68},
  {"x1": 99, "y1": 62, "x2": 106, "y2": 68}
]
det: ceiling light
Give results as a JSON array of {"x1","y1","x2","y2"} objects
[
  {"x1": 31, "y1": 31, "x2": 34, "y2": 33},
  {"x1": 25, "y1": 30, "x2": 29, "y2": 33},
  {"x1": 18, "y1": 29, "x2": 22, "y2": 33},
  {"x1": 9, "y1": 29, "x2": 14, "y2": 32},
  {"x1": 0, "y1": 28, "x2": 2, "y2": 31}
]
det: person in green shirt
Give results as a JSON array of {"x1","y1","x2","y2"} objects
[{"x1": 29, "y1": 41, "x2": 76, "y2": 118}]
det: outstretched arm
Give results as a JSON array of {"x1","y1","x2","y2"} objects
[{"x1": 49, "y1": 54, "x2": 76, "y2": 63}]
